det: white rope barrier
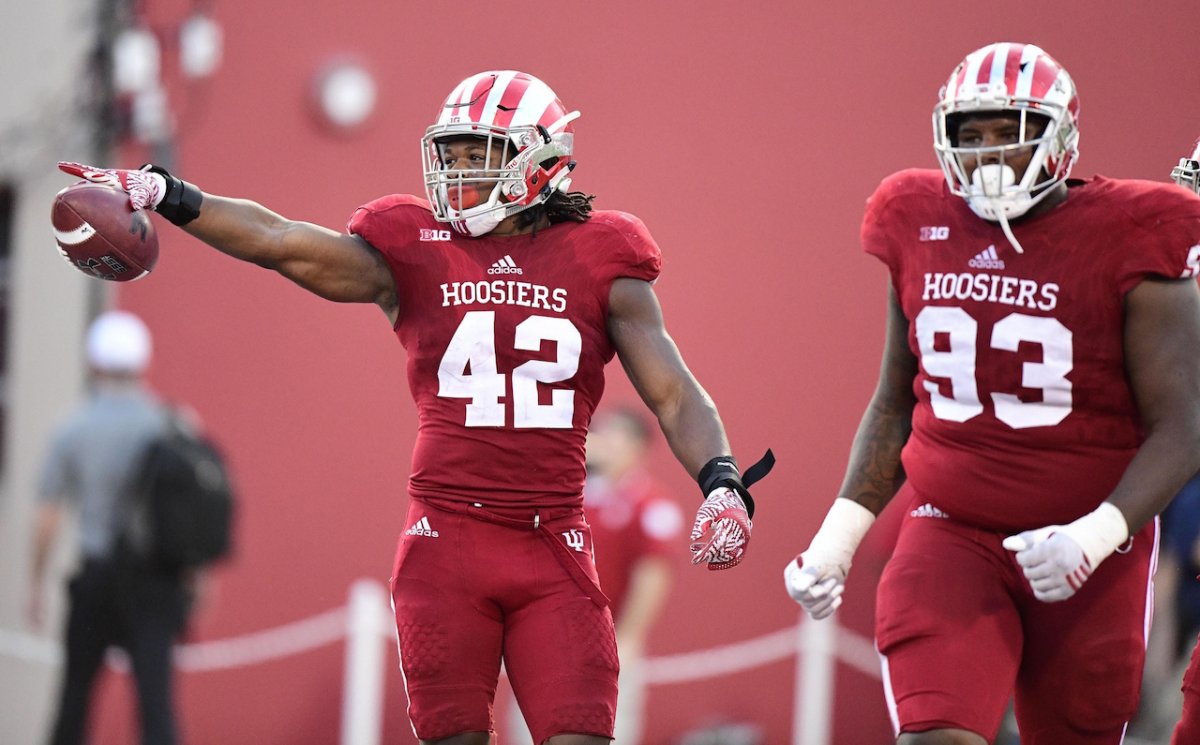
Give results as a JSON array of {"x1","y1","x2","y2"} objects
[
  {"x1": 0, "y1": 597, "x2": 881, "y2": 682},
  {"x1": 0, "y1": 608, "x2": 348, "y2": 672},
  {"x1": 175, "y1": 606, "x2": 347, "y2": 671},
  {"x1": 0, "y1": 579, "x2": 881, "y2": 745},
  {"x1": 644, "y1": 625, "x2": 798, "y2": 684}
]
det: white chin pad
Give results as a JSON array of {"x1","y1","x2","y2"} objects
[
  {"x1": 449, "y1": 207, "x2": 505, "y2": 237},
  {"x1": 971, "y1": 164, "x2": 1017, "y2": 196}
]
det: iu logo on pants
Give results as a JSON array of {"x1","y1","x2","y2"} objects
[{"x1": 562, "y1": 529, "x2": 585, "y2": 552}]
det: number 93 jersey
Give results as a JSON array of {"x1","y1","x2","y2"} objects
[
  {"x1": 864, "y1": 170, "x2": 1200, "y2": 532},
  {"x1": 349, "y1": 195, "x2": 662, "y2": 509}
]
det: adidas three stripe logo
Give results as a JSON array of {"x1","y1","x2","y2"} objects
[
  {"x1": 967, "y1": 244, "x2": 1005, "y2": 270},
  {"x1": 487, "y1": 255, "x2": 523, "y2": 275},
  {"x1": 405, "y1": 516, "x2": 439, "y2": 538}
]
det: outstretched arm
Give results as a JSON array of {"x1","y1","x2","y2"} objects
[
  {"x1": 786, "y1": 285, "x2": 916, "y2": 618},
  {"x1": 180, "y1": 195, "x2": 398, "y2": 317},
  {"x1": 58, "y1": 162, "x2": 398, "y2": 321}
]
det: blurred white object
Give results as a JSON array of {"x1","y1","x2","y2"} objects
[
  {"x1": 315, "y1": 61, "x2": 377, "y2": 129},
  {"x1": 86, "y1": 311, "x2": 151, "y2": 373},
  {"x1": 112, "y1": 26, "x2": 161, "y2": 95},
  {"x1": 132, "y1": 84, "x2": 173, "y2": 143},
  {"x1": 180, "y1": 14, "x2": 223, "y2": 79}
]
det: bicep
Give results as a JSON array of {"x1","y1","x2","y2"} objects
[
  {"x1": 275, "y1": 223, "x2": 397, "y2": 310},
  {"x1": 1124, "y1": 278, "x2": 1200, "y2": 433},
  {"x1": 607, "y1": 278, "x2": 695, "y2": 414}
]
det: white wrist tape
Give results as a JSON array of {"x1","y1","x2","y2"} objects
[
  {"x1": 805, "y1": 498, "x2": 876, "y2": 568},
  {"x1": 1062, "y1": 502, "x2": 1130, "y2": 569}
]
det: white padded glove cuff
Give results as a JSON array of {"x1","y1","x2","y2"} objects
[
  {"x1": 1062, "y1": 502, "x2": 1130, "y2": 570},
  {"x1": 803, "y1": 498, "x2": 876, "y2": 568}
]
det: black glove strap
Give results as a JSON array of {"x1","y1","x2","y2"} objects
[
  {"x1": 144, "y1": 165, "x2": 203, "y2": 226},
  {"x1": 696, "y1": 449, "x2": 775, "y2": 519}
]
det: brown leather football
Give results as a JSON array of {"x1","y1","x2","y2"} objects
[{"x1": 51, "y1": 182, "x2": 159, "y2": 281}]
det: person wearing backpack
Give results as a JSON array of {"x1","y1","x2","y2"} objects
[{"x1": 28, "y1": 310, "x2": 210, "y2": 745}]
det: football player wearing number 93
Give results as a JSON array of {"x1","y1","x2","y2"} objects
[
  {"x1": 58, "y1": 71, "x2": 772, "y2": 745},
  {"x1": 783, "y1": 43, "x2": 1200, "y2": 745}
]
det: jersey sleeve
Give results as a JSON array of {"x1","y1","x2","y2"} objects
[
  {"x1": 861, "y1": 173, "x2": 906, "y2": 275},
  {"x1": 346, "y1": 194, "x2": 430, "y2": 277},
  {"x1": 1114, "y1": 185, "x2": 1200, "y2": 294},
  {"x1": 599, "y1": 212, "x2": 663, "y2": 283}
]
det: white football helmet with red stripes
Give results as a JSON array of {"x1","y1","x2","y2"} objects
[
  {"x1": 1172, "y1": 137, "x2": 1200, "y2": 194},
  {"x1": 933, "y1": 43, "x2": 1080, "y2": 224},
  {"x1": 422, "y1": 71, "x2": 579, "y2": 236}
]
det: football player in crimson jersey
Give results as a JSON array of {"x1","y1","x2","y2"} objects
[
  {"x1": 58, "y1": 71, "x2": 772, "y2": 745},
  {"x1": 1170, "y1": 136, "x2": 1200, "y2": 745},
  {"x1": 783, "y1": 43, "x2": 1200, "y2": 745}
]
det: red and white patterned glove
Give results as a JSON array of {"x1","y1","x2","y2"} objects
[
  {"x1": 58, "y1": 162, "x2": 166, "y2": 212},
  {"x1": 1003, "y1": 502, "x2": 1129, "y2": 603},
  {"x1": 690, "y1": 487, "x2": 751, "y2": 570}
]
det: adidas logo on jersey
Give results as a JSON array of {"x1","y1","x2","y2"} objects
[
  {"x1": 487, "y1": 255, "x2": 523, "y2": 275},
  {"x1": 405, "y1": 516, "x2": 439, "y2": 537},
  {"x1": 910, "y1": 503, "x2": 949, "y2": 519},
  {"x1": 968, "y1": 245, "x2": 1005, "y2": 270}
]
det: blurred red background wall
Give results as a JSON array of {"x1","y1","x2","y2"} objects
[{"x1": 84, "y1": 1, "x2": 1200, "y2": 742}]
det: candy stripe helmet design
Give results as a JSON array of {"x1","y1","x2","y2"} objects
[
  {"x1": 933, "y1": 43, "x2": 1080, "y2": 237},
  {"x1": 421, "y1": 71, "x2": 579, "y2": 236},
  {"x1": 1172, "y1": 137, "x2": 1200, "y2": 194}
]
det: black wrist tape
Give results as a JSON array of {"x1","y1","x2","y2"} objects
[
  {"x1": 145, "y1": 164, "x2": 203, "y2": 226},
  {"x1": 696, "y1": 449, "x2": 775, "y2": 520}
]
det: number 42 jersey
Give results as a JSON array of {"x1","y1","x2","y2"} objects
[
  {"x1": 349, "y1": 195, "x2": 662, "y2": 509},
  {"x1": 864, "y1": 170, "x2": 1200, "y2": 532}
]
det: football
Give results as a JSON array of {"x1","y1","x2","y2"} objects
[{"x1": 51, "y1": 182, "x2": 159, "y2": 281}]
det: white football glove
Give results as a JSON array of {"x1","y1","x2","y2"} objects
[
  {"x1": 784, "y1": 498, "x2": 875, "y2": 620},
  {"x1": 1002, "y1": 502, "x2": 1130, "y2": 603},
  {"x1": 690, "y1": 487, "x2": 751, "y2": 570}
]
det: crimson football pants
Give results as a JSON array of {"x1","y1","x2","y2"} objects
[
  {"x1": 390, "y1": 497, "x2": 617, "y2": 744},
  {"x1": 876, "y1": 487, "x2": 1156, "y2": 744}
]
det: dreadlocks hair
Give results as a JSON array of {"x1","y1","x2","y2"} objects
[{"x1": 517, "y1": 189, "x2": 596, "y2": 235}]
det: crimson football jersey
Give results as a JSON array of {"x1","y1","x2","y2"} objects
[
  {"x1": 864, "y1": 170, "x2": 1200, "y2": 532},
  {"x1": 349, "y1": 195, "x2": 662, "y2": 508}
]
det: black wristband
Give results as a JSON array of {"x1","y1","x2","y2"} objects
[
  {"x1": 144, "y1": 164, "x2": 203, "y2": 226},
  {"x1": 696, "y1": 449, "x2": 775, "y2": 520}
]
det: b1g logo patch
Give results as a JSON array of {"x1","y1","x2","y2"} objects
[
  {"x1": 920, "y1": 226, "x2": 950, "y2": 241},
  {"x1": 420, "y1": 229, "x2": 453, "y2": 242}
]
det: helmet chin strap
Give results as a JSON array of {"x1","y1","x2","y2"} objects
[{"x1": 994, "y1": 210, "x2": 1025, "y2": 254}]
